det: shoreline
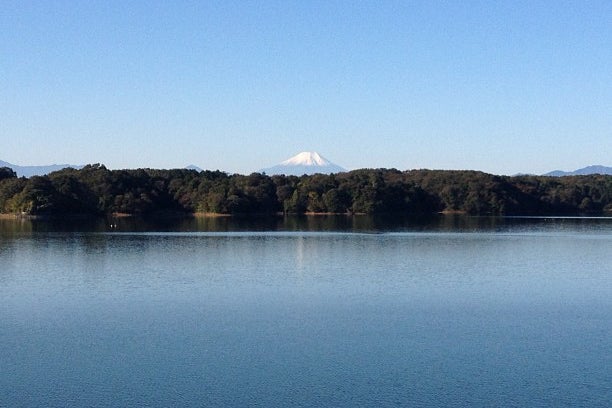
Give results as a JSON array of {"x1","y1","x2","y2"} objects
[
  {"x1": 0, "y1": 213, "x2": 43, "y2": 220},
  {"x1": 193, "y1": 212, "x2": 233, "y2": 218},
  {"x1": 1, "y1": 210, "x2": 611, "y2": 220}
]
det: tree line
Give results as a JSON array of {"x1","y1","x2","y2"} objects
[{"x1": 0, "y1": 164, "x2": 611, "y2": 216}]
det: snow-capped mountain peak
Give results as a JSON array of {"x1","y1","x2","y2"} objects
[
  {"x1": 261, "y1": 152, "x2": 346, "y2": 176},
  {"x1": 280, "y1": 152, "x2": 330, "y2": 167}
]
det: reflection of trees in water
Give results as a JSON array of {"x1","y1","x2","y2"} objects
[
  {"x1": 0, "y1": 217, "x2": 34, "y2": 236},
  {"x1": 0, "y1": 214, "x2": 610, "y2": 236}
]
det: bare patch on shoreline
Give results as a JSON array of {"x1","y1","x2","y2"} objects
[{"x1": 193, "y1": 212, "x2": 233, "y2": 218}]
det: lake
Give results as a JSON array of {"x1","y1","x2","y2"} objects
[{"x1": 1, "y1": 215, "x2": 611, "y2": 407}]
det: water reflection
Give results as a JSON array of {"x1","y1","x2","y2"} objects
[
  {"x1": 1, "y1": 216, "x2": 611, "y2": 407},
  {"x1": 1, "y1": 214, "x2": 611, "y2": 235}
]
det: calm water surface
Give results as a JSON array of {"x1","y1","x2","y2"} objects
[{"x1": 1, "y1": 216, "x2": 611, "y2": 407}]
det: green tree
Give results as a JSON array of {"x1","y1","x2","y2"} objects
[{"x1": 0, "y1": 167, "x2": 17, "y2": 181}]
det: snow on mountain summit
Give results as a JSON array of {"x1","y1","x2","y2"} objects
[
  {"x1": 261, "y1": 152, "x2": 346, "y2": 176},
  {"x1": 280, "y1": 152, "x2": 331, "y2": 166}
]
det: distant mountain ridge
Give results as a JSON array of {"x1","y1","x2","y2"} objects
[
  {"x1": 0, "y1": 160, "x2": 83, "y2": 177},
  {"x1": 185, "y1": 164, "x2": 203, "y2": 172},
  {"x1": 3, "y1": 158, "x2": 610, "y2": 178},
  {"x1": 544, "y1": 165, "x2": 612, "y2": 177},
  {"x1": 0, "y1": 160, "x2": 205, "y2": 177},
  {"x1": 260, "y1": 152, "x2": 346, "y2": 176}
]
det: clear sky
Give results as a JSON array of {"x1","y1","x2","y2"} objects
[{"x1": 1, "y1": 1, "x2": 611, "y2": 175}]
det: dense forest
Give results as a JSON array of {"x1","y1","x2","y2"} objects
[{"x1": 0, "y1": 164, "x2": 611, "y2": 217}]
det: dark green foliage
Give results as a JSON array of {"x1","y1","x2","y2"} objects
[
  {"x1": 0, "y1": 165, "x2": 610, "y2": 216},
  {"x1": 0, "y1": 177, "x2": 27, "y2": 213},
  {"x1": 0, "y1": 167, "x2": 17, "y2": 181}
]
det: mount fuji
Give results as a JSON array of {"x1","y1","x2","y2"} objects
[{"x1": 260, "y1": 152, "x2": 346, "y2": 176}]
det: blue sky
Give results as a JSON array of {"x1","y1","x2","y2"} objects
[{"x1": 1, "y1": 1, "x2": 611, "y2": 175}]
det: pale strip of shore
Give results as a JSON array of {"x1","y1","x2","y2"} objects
[
  {"x1": 439, "y1": 210, "x2": 468, "y2": 215},
  {"x1": 193, "y1": 212, "x2": 233, "y2": 217},
  {"x1": 194, "y1": 212, "x2": 367, "y2": 217},
  {"x1": 0, "y1": 213, "x2": 40, "y2": 219},
  {"x1": 303, "y1": 211, "x2": 365, "y2": 216},
  {"x1": 110, "y1": 212, "x2": 134, "y2": 218}
]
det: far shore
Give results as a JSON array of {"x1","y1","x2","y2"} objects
[
  {"x1": 303, "y1": 211, "x2": 366, "y2": 216},
  {"x1": 0, "y1": 213, "x2": 41, "y2": 220},
  {"x1": 1, "y1": 210, "x2": 611, "y2": 220},
  {"x1": 193, "y1": 212, "x2": 233, "y2": 218},
  {"x1": 439, "y1": 210, "x2": 468, "y2": 215}
]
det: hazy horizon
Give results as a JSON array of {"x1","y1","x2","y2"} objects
[
  {"x1": 2, "y1": 2, "x2": 611, "y2": 175},
  {"x1": 2, "y1": 155, "x2": 611, "y2": 178}
]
